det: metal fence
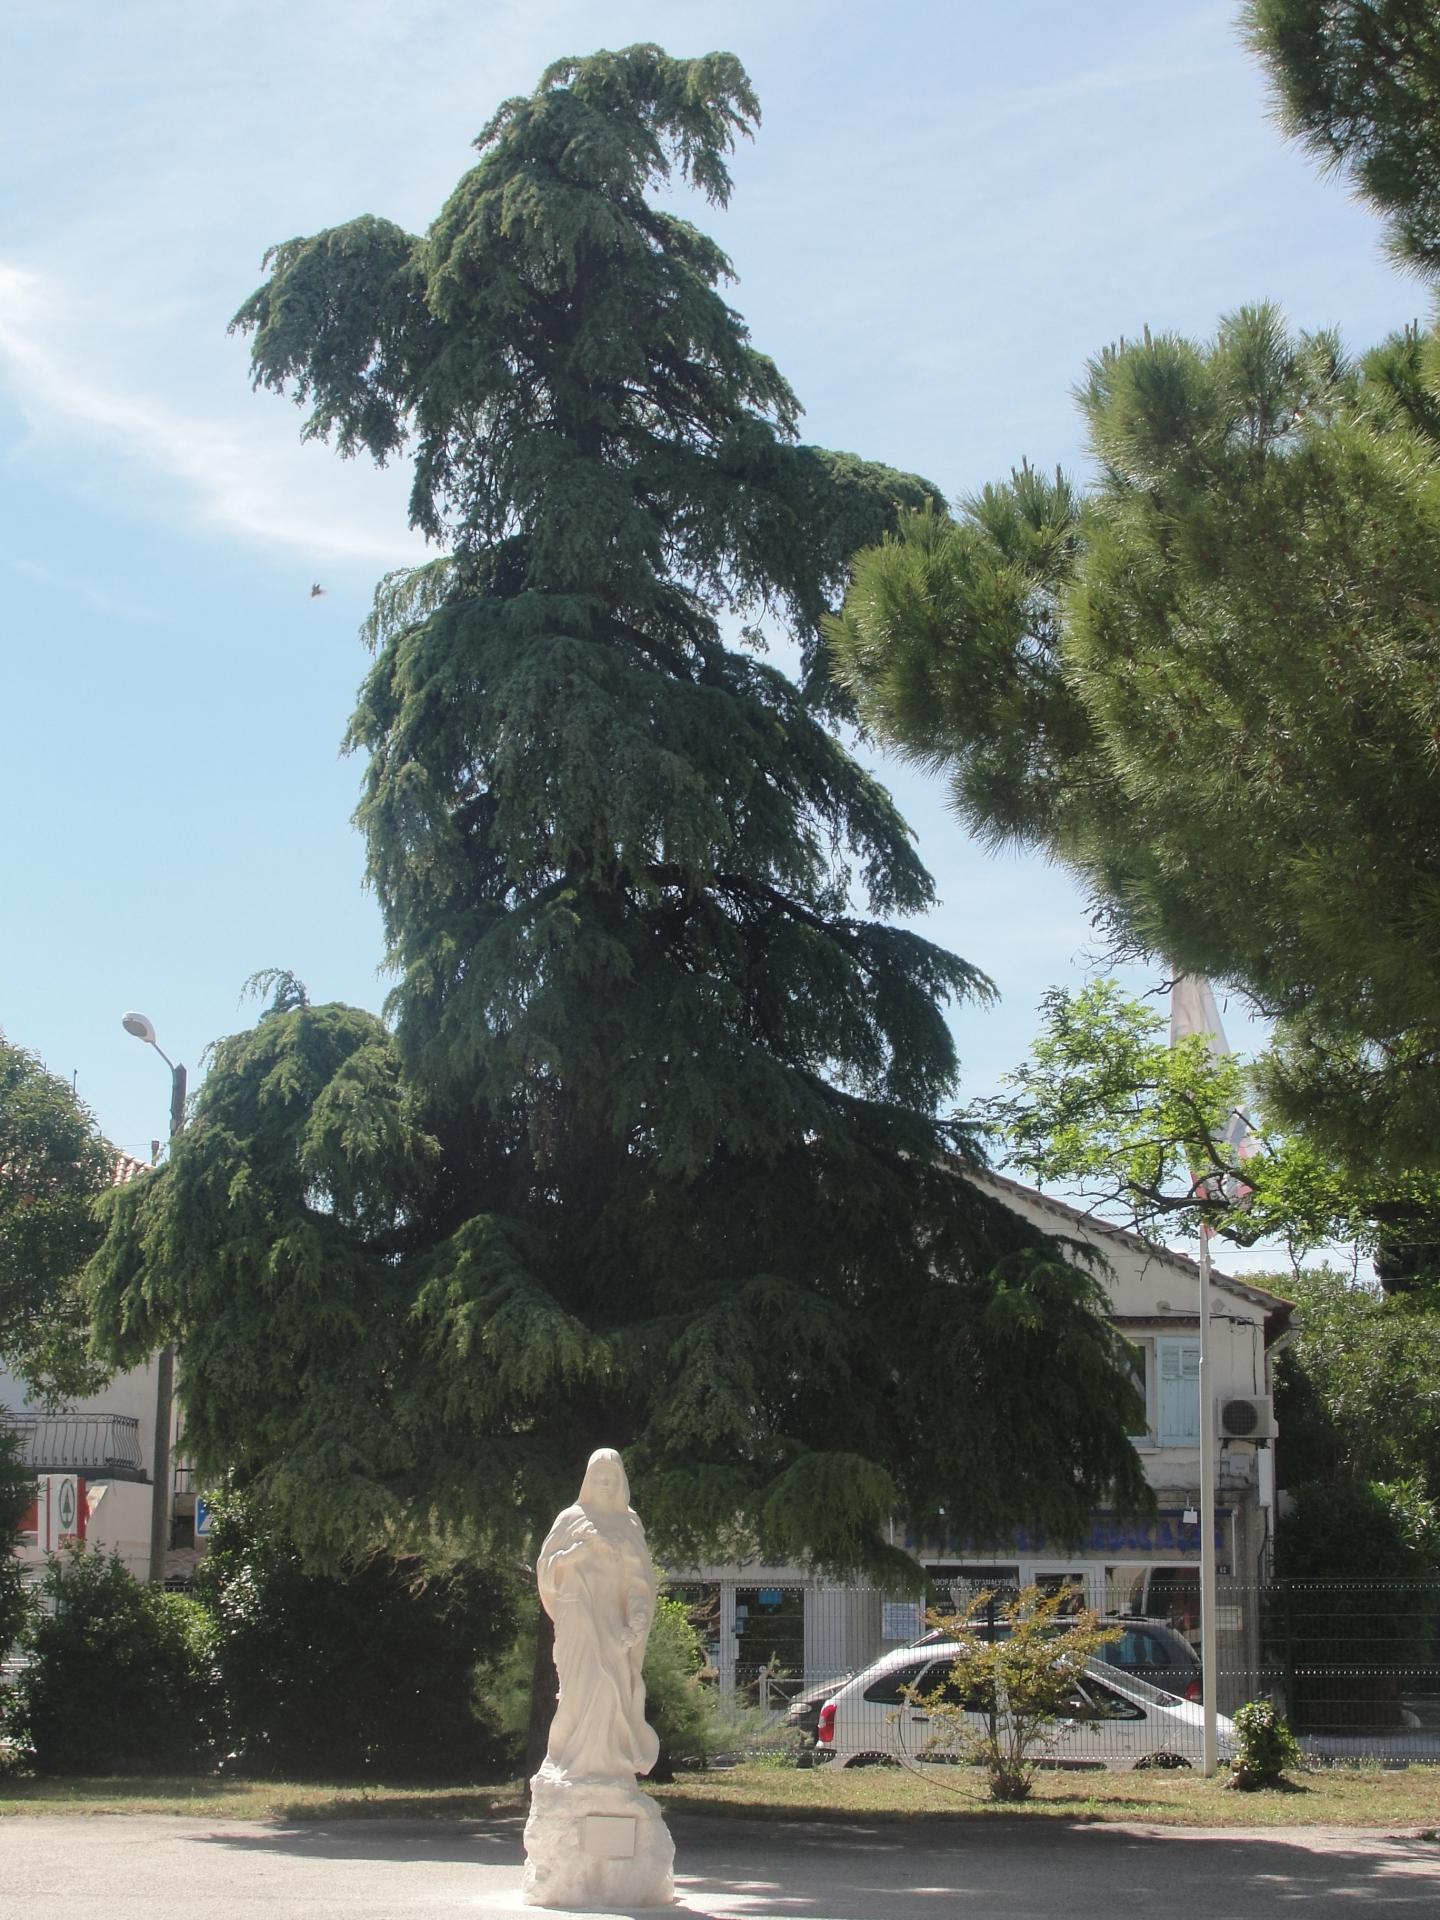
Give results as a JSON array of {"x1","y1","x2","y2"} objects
[
  {"x1": 1258, "y1": 1579, "x2": 1440, "y2": 1760},
  {"x1": 675, "y1": 1576, "x2": 1440, "y2": 1768}
]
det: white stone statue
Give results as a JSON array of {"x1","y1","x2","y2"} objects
[
  {"x1": 522, "y1": 1448, "x2": 675, "y2": 1910},
  {"x1": 537, "y1": 1447, "x2": 661, "y2": 1782}
]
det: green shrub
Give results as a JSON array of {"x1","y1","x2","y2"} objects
[
  {"x1": 0, "y1": 1426, "x2": 35, "y2": 1759},
  {"x1": 1274, "y1": 1478, "x2": 1440, "y2": 1731},
  {"x1": 0, "y1": 1553, "x2": 30, "y2": 1691},
  {"x1": 195, "y1": 1492, "x2": 518, "y2": 1780},
  {"x1": 14, "y1": 1547, "x2": 222, "y2": 1774},
  {"x1": 1227, "y1": 1699, "x2": 1302, "y2": 1790},
  {"x1": 479, "y1": 1590, "x2": 722, "y2": 1779}
]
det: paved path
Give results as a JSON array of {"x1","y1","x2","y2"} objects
[{"x1": 2, "y1": 1812, "x2": 1437, "y2": 1918}]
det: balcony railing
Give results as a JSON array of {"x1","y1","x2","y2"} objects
[{"x1": 2, "y1": 1412, "x2": 146, "y2": 1482}]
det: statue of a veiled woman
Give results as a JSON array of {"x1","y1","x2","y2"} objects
[{"x1": 535, "y1": 1447, "x2": 661, "y2": 1783}]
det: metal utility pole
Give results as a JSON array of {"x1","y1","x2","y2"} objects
[
  {"x1": 1198, "y1": 1224, "x2": 1219, "y2": 1776},
  {"x1": 122, "y1": 1012, "x2": 186, "y2": 1585}
]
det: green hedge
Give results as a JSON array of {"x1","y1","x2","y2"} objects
[
  {"x1": 194, "y1": 1493, "x2": 519, "y2": 1780},
  {"x1": 12, "y1": 1547, "x2": 221, "y2": 1774}
]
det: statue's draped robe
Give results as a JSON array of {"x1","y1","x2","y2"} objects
[{"x1": 537, "y1": 1499, "x2": 660, "y2": 1780}]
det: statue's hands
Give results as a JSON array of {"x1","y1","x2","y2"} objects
[{"x1": 554, "y1": 1532, "x2": 597, "y2": 1567}]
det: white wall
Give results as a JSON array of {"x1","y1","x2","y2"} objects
[{"x1": 2, "y1": 1359, "x2": 161, "y2": 1581}]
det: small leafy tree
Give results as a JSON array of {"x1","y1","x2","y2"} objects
[
  {"x1": 912, "y1": 1584, "x2": 1107, "y2": 1801},
  {"x1": 1226, "y1": 1699, "x2": 1302, "y2": 1790},
  {"x1": 14, "y1": 1547, "x2": 221, "y2": 1774},
  {"x1": 979, "y1": 980, "x2": 1440, "y2": 1277},
  {"x1": 1271, "y1": 1267, "x2": 1440, "y2": 1496}
]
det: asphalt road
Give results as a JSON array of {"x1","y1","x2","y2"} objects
[{"x1": 2, "y1": 1812, "x2": 1438, "y2": 1919}]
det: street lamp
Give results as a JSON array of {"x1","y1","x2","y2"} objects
[{"x1": 122, "y1": 1012, "x2": 187, "y2": 1586}]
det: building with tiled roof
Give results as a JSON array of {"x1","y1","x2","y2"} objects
[{"x1": 674, "y1": 1168, "x2": 1294, "y2": 1717}]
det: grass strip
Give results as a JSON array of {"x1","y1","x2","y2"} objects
[{"x1": 4, "y1": 1762, "x2": 1439, "y2": 1831}]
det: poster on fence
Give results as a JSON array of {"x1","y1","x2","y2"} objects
[{"x1": 881, "y1": 1601, "x2": 923, "y2": 1641}]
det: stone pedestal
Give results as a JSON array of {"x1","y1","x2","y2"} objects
[{"x1": 522, "y1": 1763, "x2": 675, "y2": 1911}]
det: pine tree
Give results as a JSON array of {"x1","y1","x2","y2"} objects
[
  {"x1": 1245, "y1": 0, "x2": 1440, "y2": 280},
  {"x1": 832, "y1": 11, "x2": 1440, "y2": 1185},
  {"x1": 88, "y1": 48, "x2": 1149, "y2": 1572},
  {"x1": 830, "y1": 305, "x2": 1440, "y2": 1177}
]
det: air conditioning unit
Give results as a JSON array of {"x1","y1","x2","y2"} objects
[{"x1": 1217, "y1": 1394, "x2": 1276, "y2": 1441}]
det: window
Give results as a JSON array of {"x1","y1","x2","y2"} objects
[
  {"x1": 1156, "y1": 1337, "x2": 1201, "y2": 1447},
  {"x1": 864, "y1": 1660, "x2": 929, "y2": 1704},
  {"x1": 1060, "y1": 1677, "x2": 1146, "y2": 1722},
  {"x1": 917, "y1": 1660, "x2": 992, "y2": 1714},
  {"x1": 1124, "y1": 1341, "x2": 1152, "y2": 1441}
]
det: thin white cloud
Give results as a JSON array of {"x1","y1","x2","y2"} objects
[
  {"x1": 7, "y1": 555, "x2": 177, "y2": 627},
  {"x1": 0, "y1": 261, "x2": 427, "y2": 568}
]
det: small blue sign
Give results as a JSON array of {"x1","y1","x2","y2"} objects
[{"x1": 195, "y1": 1497, "x2": 213, "y2": 1539}]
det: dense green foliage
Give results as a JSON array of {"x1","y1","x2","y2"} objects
[
  {"x1": 11, "y1": 1548, "x2": 221, "y2": 1774},
  {"x1": 980, "y1": 981, "x2": 1440, "y2": 1274},
  {"x1": 0, "y1": 1424, "x2": 33, "y2": 1661},
  {"x1": 1245, "y1": 0, "x2": 1440, "y2": 278},
  {"x1": 1226, "y1": 1698, "x2": 1302, "y2": 1789},
  {"x1": 1279, "y1": 1476, "x2": 1440, "y2": 1591},
  {"x1": 1271, "y1": 1268, "x2": 1440, "y2": 1494},
  {"x1": 637, "y1": 1595, "x2": 723, "y2": 1774},
  {"x1": 1259, "y1": 1263, "x2": 1440, "y2": 1733},
  {"x1": 87, "y1": 47, "x2": 1151, "y2": 1573},
  {"x1": 1273, "y1": 1478, "x2": 1440, "y2": 1730},
  {"x1": 481, "y1": 1591, "x2": 719, "y2": 1778},
  {"x1": 194, "y1": 1493, "x2": 517, "y2": 1779},
  {"x1": 831, "y1": 306, "x2": 1440, "y2": 1176},
  {"x1": 1, "y1": 1032, "x2": 113, "y2": 1399},
  {"x1": 0, "y1": 1419, "x2": 30, "y2": 1544}
]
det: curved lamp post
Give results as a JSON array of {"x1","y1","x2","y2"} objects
[{"x1": 122, "y1": 1012, "x2": 186, "y2": 1585}]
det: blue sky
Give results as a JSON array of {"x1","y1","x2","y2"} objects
[{"x1": 0, "y1": 2, "x2": 1417, "y2": 1269}]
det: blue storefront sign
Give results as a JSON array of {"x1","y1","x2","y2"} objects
[{"x1": 905, "y1": 1508, "x2": 1229, "y2": 1560}]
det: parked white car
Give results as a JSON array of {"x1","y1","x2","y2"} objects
[{"x1": 814, "y1": 1642, "x2": 1233, "y2": 1772}]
